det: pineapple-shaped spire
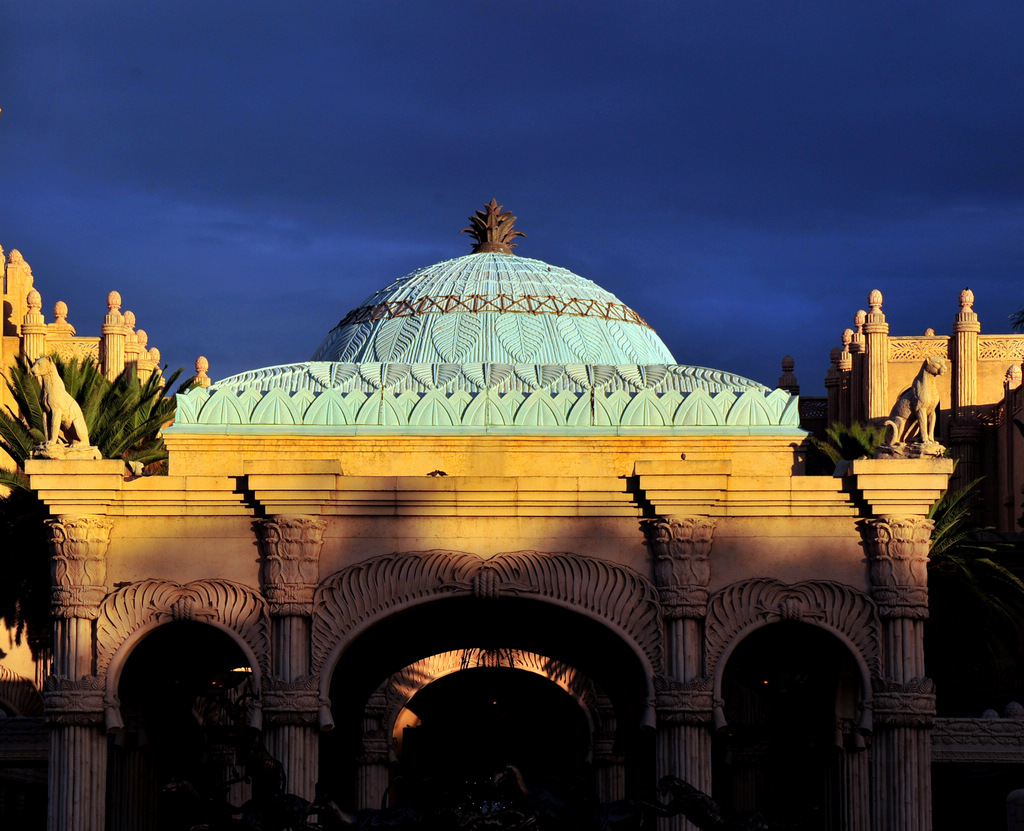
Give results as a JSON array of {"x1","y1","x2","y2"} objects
[{"x1": 461, "y1": 199, "x2": 526, "y2": 254}]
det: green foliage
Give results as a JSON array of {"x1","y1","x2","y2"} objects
[
  {"x1": 0, "y1": 354, "x2": 185, "y2": 651},
  {"x1": 926, "y1": 479, "x2": 1024, "y2": 715},
  {"x1": 1, "y1": 354, "x2": 184, "y2": 484},
  {"x1": 808, "y1": 421, "x2": 885, "y2": 471}
]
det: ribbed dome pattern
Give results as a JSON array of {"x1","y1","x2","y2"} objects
[{"x1": 311, "y1": 252, "x2": 677, "y2": 366}]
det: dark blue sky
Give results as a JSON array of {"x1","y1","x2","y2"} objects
[{"x1": 2, "y1": 2, "x2": 1022, "y2": 394}]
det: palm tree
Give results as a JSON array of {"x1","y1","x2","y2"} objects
[
  {"x1": 807, "y1": 421, "x2": 885, "y2": 473},
  {"x1": 0, "y1": 354, "x2": 186, "y2": 655},
  {"x1": 925, "y1": 479, "x2": 1024, "y2": 714}
]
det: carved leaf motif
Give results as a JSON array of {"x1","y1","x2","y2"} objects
[
  {"x1": 564, "y1": 363, "x2": 617, "y2": 390},
  {"x1": 430, "y1": 312, "x2": 482, "y2": 363},
  {"x1": 319, "y1": 326, "x2": 369, "y2": 363},
  {"x1": 556, "y1": 316, "x2": 604, "y2": 362},
  {"x1": 512, "y1": 364, "x2": 564, "y2": 390},
  {"x1": 495, "y1": 314, "x2": 547, "y2": 363},
  {"x1": 607, "y1": 321, "x2": 642, "y2": 365},
  {"x1": 373, "y1": 317, "x2": 421, "y2": 363},
  {"x1": 411, "y1": 363, "x2": 462, "y2": 389}
]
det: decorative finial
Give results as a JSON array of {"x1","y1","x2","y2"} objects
[
  {"x1": 123, "y1": 310, "x2": 136, "y2": 330},
  {"x1": 959, "y1": 287, "x2": 974, "y2": 310},
  {"x1": 868, "y1": 289, "x2": 883, "y2": 311},
  {"x1": 461, "y1": 199, "x2": 526, "y2": 254},
  {"x1": 54, "y1": 301, "x2": 68, "y2": 322},
  {"x1": 854, "y1": 309, "x2": 866, "y2": 329},
  {"x1": 842, "y1": 328, "x2": 853, "y2": 346},
  {"x1": 195, "y1": 356, "x2": 211, "y2": 388},
  {"x1": 136, "y1": 329, "x2": 149, "y2": 348},
  {"x1": 27, "y1": 289, "x2": 41, "y2": 311},
  {"x1": 107, "y1": 291, "x2": 122, "y2": 311}
]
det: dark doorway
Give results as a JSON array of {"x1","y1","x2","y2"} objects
[
  {"x1": 107, "y1": 622, "x2": 254, "y2": 831},
  {"x1": 400, "y1": 667, "x2": 590, "y2": 786},
  {"x1": 713, "y1": 623, "x2": 863, "y2": 831}
]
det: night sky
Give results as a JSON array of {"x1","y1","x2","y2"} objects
[{"x1": 2, "y1": 2, "x2": 1022, "y2": 394}]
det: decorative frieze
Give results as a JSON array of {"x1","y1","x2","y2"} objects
[
  {"x1": 640, "y1": 516, "x2": 715, "y2": 619},
  {"x1": 260, "y1": 675, "x2": 322, "y2": 726},
  {"x1": 863, "y1": 517, "x2": 932, "y2": 618},
  {"x1": 42, "y1": 675, "x2": 111, "y2": 727},
  {"x1": 654, "y1": 675, "x2": 713, "y2": 726},
  {"x1": 46, "y1": 516, "x2": 112, "y2": 619},
  {"x1": 871, "y1": 677, "x2": 936, "y2": 728},
  {"x1": 256, "y1": 516, "x2": 326, "y2": 615}
]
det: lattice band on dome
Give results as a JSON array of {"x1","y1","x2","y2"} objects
[{"x1": 335, "y1": 293, "x2": 652, "y2": 328}]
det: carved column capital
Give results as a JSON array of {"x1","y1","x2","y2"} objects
[
  {"x1": 255, "y1": 516, "x2": 325, "y2": 616},
  {"x1": 653, "y1": 675, "x2": 714, "y2": 725},
  {"x1": 260, "y1": 675, "x2": 323, "y2": 726},
  {"x1": 871, "y1": 677, "x2": 936, "y2": 728},
  {"x1": 640, "y1": 516, "x2": 715, "y2": 619},
  {"x1": 863, "y1": 516, "x2": 932, "y2": 618},
  {"x1": 46, "y1": 516, "x2": 112, "y2": 619},
  {"x1": 42, "y1": 674, "x2": 110, "y2": 726}
]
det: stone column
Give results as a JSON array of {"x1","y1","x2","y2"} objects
[
  {"x1": 44, "y1": 516, "x2": 113, "y2": 831},
  {"x1": 863, "y1": 291, "x2": 889, "y2": 421},
  {"x1": 593, "y1": 695, "x2": 626, "y2": 802},
  {"x1": 863, "y1": 516, "x2": 935, "y2": 831},
  {"x1": 950, "y1": 288, "x2": 981, "y2": 491},
  {"x1": 256, "y1": 516, "x2": 325, "y2": 802},
  {"x1": 357, "y1": 692, "x2": 391, "y2": 810},
  {"x1": 21, "y1": 289, "x2": 48, "y2": 362},
  {"x1": 101, "y1": 291, "x2": 126, "y2": 382},
  {"x1": 642, "y1": 516, "x2": 716, "y2": 831}
]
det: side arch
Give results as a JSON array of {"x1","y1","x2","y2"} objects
[
  {"x1": 705, "y1": 579, "x2": 881, "y2": 731},
  {"x1": 313, "y1": 550, "x2": 664, "y2": 720},
  {"x1": 96, "y1": 579, "x2": 270, "y2": 729}
]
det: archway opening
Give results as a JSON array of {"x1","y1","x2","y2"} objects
[
  {"x1": 107, "y1": 622, "x2": 255, "y2": 831},
  {"x1": 713, "y1": 622, "x2": 863, "y2": 830},
  {"x1": 321, "y1": 596, "x2": 653, "y2": 810},
  {"x1": 399, "y1": 666, "x2": 590, "y2": 786}
]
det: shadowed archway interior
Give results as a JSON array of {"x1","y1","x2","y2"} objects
[
  {"x1": 107, "y1": 622, "x2": 255, "y2": 831},
  {"x1": 713, "y1": 622, "x2": 863, "y2": 831},
  {"x1": 320, "y1": 596, "x2": 654, "y2": 809}
]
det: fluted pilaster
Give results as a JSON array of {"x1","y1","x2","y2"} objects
[
  {"x1": 642, "y1": 516, "x2": 716, "y2": 831},
  {"x1": 45, "y1": 515, "x2": 112, "y2": 831},
  {"x1": 863, "y1": 515, "x2": 935, "y2": 831},
  {"x1": 255, "y1": 516, "x2": 325, "y2": 801}
]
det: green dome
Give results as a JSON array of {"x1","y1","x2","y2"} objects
[{"x1": 311, "y1": 252, "x2": 676, "y2": 366}]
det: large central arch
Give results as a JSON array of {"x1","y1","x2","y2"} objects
[
  {"x1": 313, "y1": 550, "x2": 663, "y2": 809},
  {"x1": 312, "y1": 550, "x2": 664, "y2": 724}
]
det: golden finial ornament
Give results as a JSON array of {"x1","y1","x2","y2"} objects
[{"x1": 461, "y1": 199, "x2": 526, "y2": 254}]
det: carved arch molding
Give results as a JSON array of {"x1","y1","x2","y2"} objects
[
  {"x1": 312, "y1": 550, "x2": 664, "y2": 676},
  {"x1": 95, "y1": 579, "x2": 271, "y2": 678},
  {"x1": 704, "y1": 579, "x2": 882, "y2": 678},
  {"x1": 0, "y1": 664, "x2": 44, "y2": 716}
]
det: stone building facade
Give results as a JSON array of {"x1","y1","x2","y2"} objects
[{"x1": 3, "y1": 212, "x2": 1020, "y2": 830}]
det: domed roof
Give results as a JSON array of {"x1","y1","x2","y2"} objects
[
  {"x1": 311, "y1": 251, "x2": 677, "y2": 366},
  {"x1": 173, "y1": 203, "x2": 800, "y2": 432}
]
